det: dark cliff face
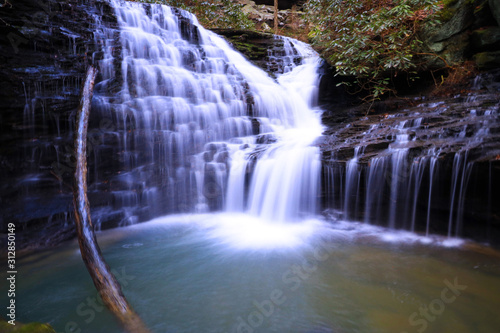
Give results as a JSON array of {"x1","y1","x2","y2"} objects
[{"x1": 0, "y1": 0, "x2": 119, "y2": 250}]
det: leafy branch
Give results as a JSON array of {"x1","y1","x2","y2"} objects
[{"x1": 305, "y1": 0, "x2": 443, "y2": 107}]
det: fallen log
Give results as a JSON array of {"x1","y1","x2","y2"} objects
[{"x1": 73, "y1": 66, "x2": 150, "y2": 333}]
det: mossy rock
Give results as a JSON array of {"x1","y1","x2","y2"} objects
[
  {"x1": 431, "y1": 0, "x2": 473, "y2": 42},
  {"x1": 438, "y1": 0, "x2": 460, "y2": 21},
  {"x1": 229, "y1": 40, "x2": 267, "y2": 60},
  {"x1": 211, "y1": 29, "x2": 273, "y2": 61},
  {"x1": 490, "y1": 0, "x2": 500, "y2": 25},
  {"x1": 211, "y1": 28, "x2": 274, "y2": 40},
  {"x1": 471, "y1": 27, "x2": 500, "y2": 51},
  {"x1": 473, "y1": 50, "x2": 500, "y2": 69},
  {"x1": 0, "y1": 320, "x2": 56, "y2": 333}
]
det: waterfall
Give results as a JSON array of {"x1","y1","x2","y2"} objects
[
  {"x1": 344, "y1": 146, "x2": 364, "y2": 221},
  {"x1": 226, "y1": 40, "x2": 323, "y2": 221},
  {"x1": 323, "y1": 94, "x2": 499, "y2": 240},
  {"x1": 91, "y1": 0, "x2": 323, "y2": 226}
]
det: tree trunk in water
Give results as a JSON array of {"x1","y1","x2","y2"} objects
[
  {"x1": 73, "y1": 66, "x2": 150, "y2": 333},
  {"x1": 274, "y1": 0, "x2": 278, "y2": 34}
]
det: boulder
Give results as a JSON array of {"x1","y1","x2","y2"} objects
[
  {"x1": 471, "y1": 27, "x2": 500, "y2": 52},
  {"x1": 489, "y1": 0, "x2": 500, "y2": 25},
  {"x1": 0, "y1": 319, "x2": 56, "y2": 333},
  {"x1": 242, "y1": 4, "x2": 263, "y2": 20},
  {"x1": 428, "y1": 0, "x2": 473, "y2": 43},
  {"x1": 419, "y1": 0, "x2": 473, "y2": 69},
  {"x1": 473, "y1": 50, "x2": 500, "y2": 69},
  {"x1": 419, "y1": 0, "x2": 500, "y2": 70}
]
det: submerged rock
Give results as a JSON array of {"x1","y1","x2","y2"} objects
[{"x1": 0, "y1": 319, "x2": 56, "y2": 333}]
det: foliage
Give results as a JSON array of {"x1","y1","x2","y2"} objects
[
  {"x1": 133, "y1": 0, "x2": 255, "y2": 30},
  {"x1": 305, "y1": 0, "x2": 442, "y2": 104}
]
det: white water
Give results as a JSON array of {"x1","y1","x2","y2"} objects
[
  {"x1": 92, "y1": 1, "x2": 323, "y2": 226},
  {"x1": 224, "y1": 39, "x2": 323, "y2": 222}
]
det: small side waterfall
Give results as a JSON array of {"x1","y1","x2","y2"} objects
[
  {"x1": 91, "y1": 0, "x2": 323, "y2": 226},
  {"x1": 323, "y1": 97, "x2": 499, "y2": 239}
]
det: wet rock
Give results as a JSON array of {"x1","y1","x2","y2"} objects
[
  {"x1": 212, "y1": 28, "x2": 303, "y2": 76},
  {"x1": 203, "y1": 163, "x2": 225, "y2": 210},
  {"x1": 0, "y1": 0, "x2": 119, "y2": 251},
  {"x1": 256, "y1": 133, "x2": 277, "y2": 144},
  {"x1": 212, "y1": 30, "x2": 272, "y2": 59},
  {"x1": 319, "y1": 76, "x2": 500, "y2": 245}
]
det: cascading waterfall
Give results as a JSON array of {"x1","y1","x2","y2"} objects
[
  {"x1": 226, "y1": 40, "x2": 323, "y2": 221},
  {"x1": 91, "y1": 0, "x2": 323, "y2": 226},
  {"x1": 77, "y1": 0, "x2": 498, "y2": 241},
  {"x1": 387, "y1": 122, "x2": 410, "y2": 229},
  {"x1": 344, "y1": 146, "x2": 364, "y2": 221}
]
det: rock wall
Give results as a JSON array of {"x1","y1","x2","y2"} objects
[
  {"x1": 0, "y1": 0, "x2": 119, "y2": 250},
  {"x1": 420, "y1": 0, "x2": 500, "y2": 70}
]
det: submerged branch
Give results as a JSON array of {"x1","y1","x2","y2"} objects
[{"x1": 73, "y1": 66, "x2": 150, "y2": 333}]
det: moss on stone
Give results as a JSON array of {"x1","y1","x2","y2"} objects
[
  {"x1": 438, "y1": 7, "x2": 458, "y2": 21},
  {"x1": 438, "y1": 0, "x2": 461, "y2": 21},
  {"x1": 18, "y1": 323, "x2": 56, "y2": 333},
  {"x1": 229, "y1": 40, "x2": 267, "y2": 60},
  {"x1": 473, "y1": 51, "x2": 500, "y2": 69},
  {"x1": 0, "y1": 320, "x2": 56, "y2": 333},
  {"x1": 210, "y1": 29, "x2": 273, "y2": 61}
]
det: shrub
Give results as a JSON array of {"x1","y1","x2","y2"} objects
[{"x1": 305, "y1": 0, "x2": 442, "y2": 104}]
